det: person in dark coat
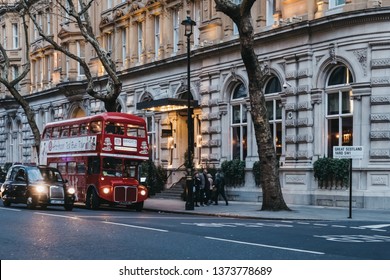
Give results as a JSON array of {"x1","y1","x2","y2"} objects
[
  {"x1": 213, "y1": 169, "x2": 228, "y2": 205},
  {"x1": 193, "y1": 170, "x2": 201, "y2": 207}
]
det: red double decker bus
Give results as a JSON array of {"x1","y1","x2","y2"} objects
[{"x1": 39, "y1": 112, "x2": 149, "y2": 211}]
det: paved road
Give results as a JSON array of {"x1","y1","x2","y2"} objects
[{"x1": 1, "y1": 204, "x2": 390, "y2": 260}]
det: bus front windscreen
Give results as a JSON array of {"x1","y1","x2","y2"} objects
[{"x1": 102, "y1": 157, "x2": 138, "y2": 178}]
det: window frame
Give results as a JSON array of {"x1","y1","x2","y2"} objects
[
  {"x1": 230, "y1": 83, "x2": 248, "y2": 161},
  {"x1": 325, "y1": 65, "x2": 354, "y2": 157}
]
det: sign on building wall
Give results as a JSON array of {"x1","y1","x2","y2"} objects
[{"x1": 333, "y1": 146, "x2": 364, "y2": 159}]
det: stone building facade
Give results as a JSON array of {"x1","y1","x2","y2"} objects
[{"x1": 1, "y1": 0, "x2": 390, "y2": 209}]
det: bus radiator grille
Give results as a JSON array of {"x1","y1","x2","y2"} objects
[
  {"x1": 50, "y1": 186, "x2": 65, "y2": 199},
  {"x1": 114, "y1": 186, "x2": 137, "y2": 202}
]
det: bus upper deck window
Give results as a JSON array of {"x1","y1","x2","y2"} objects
[
  {"x1": 90, "y1": 121, "x2": 102, "y2": 134},
  {"x1": 127, "y1": 125, "x2": 138, "y2": 137},
  {"x1": 138, "y1": 129, "x2": 146, "y2": 138},
  {"x1": 44, "y1": 127, "x2": 52, "y2": 139},
  {"x1": 105, "y1": 122, "x2": 124, "y2": 135},
  {"x1": 61, "y1": 126, "x2": 70, "y2": 137},
  {"x1": 52, "y1": 127, "x2": 60, "y2": 138},
  {"x1": 71, "y1": 125, "x2": 79, "y2": 136},
  {"x1": 80, "y1": 124, "x2": 88, "y2": 135}
]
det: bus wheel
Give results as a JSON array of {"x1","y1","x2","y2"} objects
[
  {"x1": 86, "y1": 189, "x2": 100, "y2": 210},
  {"x1": 135, "y1": 201, "x2": 144, "y2": 212}
]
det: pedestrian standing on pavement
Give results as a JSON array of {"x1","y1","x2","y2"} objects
[
  {"x1": 213, "y1": 169, "x2": 228, "y2": 206},
  {"x1": 193, "y1": 170, "x2": 201, "y2": 207},
  {"x1": 198, "y1": 169, "x2": 206, "y2": 206},
  {"x1": 203, "y1": 169, "x2": 211, "y2": 205},
  {"x1": 207, "y1": 173, "x2": 214, "y2": 205}
]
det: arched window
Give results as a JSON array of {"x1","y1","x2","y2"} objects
[
  {"x1": 326, "y1": 65, "x2": 353, "y2": 157},
  {"x1": 231, "y1": 83, "x2": 247, "y2": 160},
  {"x1": 265, "y1": 76, "x2": 282, "y2": 158}
]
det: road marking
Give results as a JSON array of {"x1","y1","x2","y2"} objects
[
  {"x1": 358, "y1": 224, "x2": 390, "y2": 230},
  {"x1": 205, "y1": 236, "x2": 325, "y2": 255},
  {"x1": 314, "y1": 235, "x2": 390, "y2": 243},
  {"x1": 34, "y1": 212, "x2": 79, "y2": 220},
  {"x1": 0, "y1": 207, "x2": 22, "y2": 212},
  {"x1": 102, "y1": 221, "x2": 168, "y2": 232},
  {"x1": 182, "y1": 222, "x2": 293, "y2": 228}
]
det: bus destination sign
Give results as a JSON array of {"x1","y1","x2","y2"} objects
[{"x1": 333, "y1": 146, "x2": 364, "y2": 159}]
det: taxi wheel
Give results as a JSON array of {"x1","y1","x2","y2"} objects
[
  {"x1": 26, "y1": 195, "x2": 36, "y2": 210},
  {"x1": 64, "y1": 203, "x2": 74, "y2": 211},
  {"x1": 2, "y1": 199, "x2": 11, "y2": 207}
]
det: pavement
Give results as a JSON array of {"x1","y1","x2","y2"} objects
[{"x1": 144, "y1": 197, "x2": 390, "y2": 222}]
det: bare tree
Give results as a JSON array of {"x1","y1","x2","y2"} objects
[
  {"x1": 0, "y1": 7, "x2": 41, "y2": 157},
  {"x1": 24, "y1": 0, "x2": 122, "y2": 112},
  {"x1": 215, "y1": 0, "x2": 289, "y2": 211}
]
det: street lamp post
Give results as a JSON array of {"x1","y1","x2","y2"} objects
[{"x1": 182, "y1": 12, "x2": 196, "y2": 211}]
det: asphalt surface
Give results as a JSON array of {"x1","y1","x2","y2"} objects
[{"x1": 143, "y1": 197, "x2": 390, "y2": 221}]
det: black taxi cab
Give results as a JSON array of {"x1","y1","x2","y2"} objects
[{"x1": 0, "y1": 165, "x2": 75, "y2": 211}]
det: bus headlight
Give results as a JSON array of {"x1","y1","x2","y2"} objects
[
  {"x1": 67, "y1": 187, "x2": 76, "y2": 195},
  {"x1": 140, "y1": 189, "x2": 147, "y2": 196},
  {"x1": 102, "y1": 187, "x2": 110, "y2": 194}
]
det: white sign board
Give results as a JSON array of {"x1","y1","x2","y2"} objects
[{"x1": 333, "y1": 146, "x2": 364, "y2": 159}]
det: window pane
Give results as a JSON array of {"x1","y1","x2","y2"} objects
[
  {"x1": 327, "y1": 118, "x2": 339, "y2": 157},
  {"x1": 80, "y1": 124, "x2": 88, "y2": 135},
  {"x1": 68, "y1": 162, "x2": 76, "y2": 174},
  {"x1": 232, "y1": 105, "x2": 241, "y2": 124},
  {"x1": 71, "y1": 125, "x2": 79, "y2": 136},
  {"x1": 52, "y1": 127, "x2": 60, "y2": 138},
  {"x1": 242, "y1": 104, "x2": 247, "y2": 123},
  {"x1": 276, "y1": 122, "x2": 282, "y2": 158},
  {"x1": 342, "y1": 117, "x2": 353, "y2": 146},
  {"x1": 233, "y1": 84, "x2": 247, "y2": 99},
  {"x1": 61, "y1": 126, "x2": 70, "y2": 137},
  {"x1": 232, "y1": 127, "x2": 240, "y2": 160},
  {"x1": 44, "y1": 127, "x2": 52, "y2": 139},
  {"x1": 328, "y1": 66, "x2": 353, "y2": 86},
  {"x1": 341, "y1": 91, "x2": 352, "y2": 114},
  {"x1": 265, "y1": 76, "x2": 282, "y2": 94},
  {"x1": 275, "y1": 100, "x2": 282, "y2": 119},
  {"x1": 266, "y1": 101, "x2": 273, "y2": 120},
  {"x1": 327, "y1": 93, "x2": 339, "y2": 115},
  {"x1": 90, "y1": 121, "x2": 102, "y2": 134},
  {"x1": 242, "y1": 126, "x2": 247, "y2": 160}
]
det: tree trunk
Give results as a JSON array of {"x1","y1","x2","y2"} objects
[{"x1": 215, "y1": 0, "x2": 290, "y2": 211}]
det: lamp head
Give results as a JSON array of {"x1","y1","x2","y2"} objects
[{"x1": 181, "y1": 10, "x2": 196, "y2": 37}]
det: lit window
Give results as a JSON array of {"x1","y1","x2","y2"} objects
[
  {"x1": 326, "y1": 65, "x2": 353, "y2": 157},
  {"x1": 231, "y1": 83, "x2": 248, "y2": 160},
  {"x1": 265, "y1": 76, "x2": 282, "y2": 159}
]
